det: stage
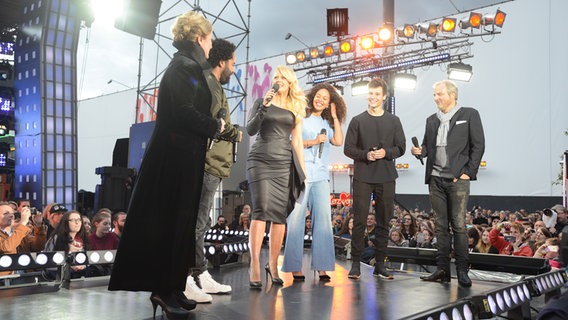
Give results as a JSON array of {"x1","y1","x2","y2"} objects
[{"x1": 0, "y1": 249, "x2": 562, "y2": 320}]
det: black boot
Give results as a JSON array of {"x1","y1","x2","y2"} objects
[
  {"x1": 348, "y1": 262, "x2": 361, "y2": 279},
  {"x1": 373, "y1": 264, "x2": 394, "y2": 280},
  {"x1": 457, "y1": 269, "x2": 472, "y2": 287},
  {"x1": 420, "y1": 269, "x2": 450, "y2": 283}
]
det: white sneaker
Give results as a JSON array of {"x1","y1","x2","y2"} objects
[
  {"x1": 199, "y1": 270, "x2": 232, "y2": 294},
  {"x1": 184, "y1": 275, "x2": 212, "y2": 303}
]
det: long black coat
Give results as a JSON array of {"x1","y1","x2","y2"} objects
[{"x1": 108, "y1": 40, "x2": 218, "y2": 292}]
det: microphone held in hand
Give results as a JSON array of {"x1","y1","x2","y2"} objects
[
  {"x1": 411, "y1": 136, "x2": 424, "y2": 165},
  {"x1": 233, "y1": 125, "x2": 239, "y2": 163},
  {"x1": 266, "y1": 83, "x2": 280, "y2": 103},
  {"x1": 210, "y1": 109, "x2": 228, "y2": 150},
  {"x1": 318, "y1": 128, "x2": 326, "y2": 158}
]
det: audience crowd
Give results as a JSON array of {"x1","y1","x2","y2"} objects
[{"x1": 0, "y1": 199, "x2": 566, "y2": 283}]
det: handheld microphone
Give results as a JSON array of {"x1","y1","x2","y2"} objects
[
  {"x1": 233, "y1": 125, "x2": 239, "y2": 163},
  {"x1": 209, "y1": 109, "x2": 227, "y2": 150},
  {"x1": 411, "y1": 136, "x2": 424, "y2": 165},
  {"x1": 318, "y1": 128, "x2": 326, "y2": 158},
  {"x1": 266, "y1": 83, "x2": 280, "y2": 103}
]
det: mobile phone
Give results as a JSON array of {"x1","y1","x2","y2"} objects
[{"x1": 504, "y1": 235, "x2": 516, "y2": 243}]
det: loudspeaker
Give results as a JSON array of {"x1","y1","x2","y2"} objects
[
  {"x1": 114, "y1": 0, "x2": 162, "y2": 40},
  {"x1": 112, "y1": 138, "x2": 129, "y2": 168}
]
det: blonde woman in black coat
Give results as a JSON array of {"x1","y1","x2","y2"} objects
[{"x1": 109, "y1": 11, "x2": 224, "y2": 320}]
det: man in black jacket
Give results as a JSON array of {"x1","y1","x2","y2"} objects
[
  {"x1": 412, "y1": 80, "x2": 485, "y2": 287},
  {"x1": 344, "y1": 77, "x2": 406, "y2": 280}
]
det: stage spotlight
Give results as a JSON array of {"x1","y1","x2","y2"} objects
[
  {"x1": 285, "y1": 53, "x2": 297, "y2": 65},
  {"x1": 296, "y1": 51, "x2": 307, "y2": 63},
  {"x1": 396, "y1": 24, "x2": 415, "y2": 39},
  {"x1": 359, "y1": 36, "x2": 375, "y2": 50},
  {"x1": 494, "y1": 10, "x2": 506, "y2": 27},
  {"x1": 417, "y1": 23, "x2": 437, "y2": 38},
  {"x1": 309, "y1": 47, "x2": 322, "y2": 59},
  {"x1": 483, "y1": 10, "x2": 507, "y2": 28},
  {"x1": 208, "y1": 246, "x2": 216, "y2": 256},
  {"x1": 394, "y1": 73, "x2": 417, "y2": 90},
  {"x1": 476, "y1": 282, "x2": 532, "y2": 319},
  {"x1": 447, "y1": 62, "x2": 473, "y2": 82},
  {"x1": 459, "y1": 12, "x2": 482, "y2": 30},
  {"x1": 440, "y1": 17, "x2": 457, "y2": 32},
  {"x1": 377, "y1": 24, "x2": 393, "y2": 42},
  {"x1": 351, "y1": 80, "x2": 369, "y2": 96},
  {"x1": 339, "y1": 39, "x2": 355, "y2": 53},
  {"x1": 525, "y1": 270, "x2": 568, "y2": 297},
  {"x1": 323, "y1": 44, "x2": 336, "y2": 57}
]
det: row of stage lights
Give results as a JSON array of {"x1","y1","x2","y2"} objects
[
  {"x1": 416, "y1": 269, "x2": 568, "y2": 320},
  {"x1": 285, "y1": 9, "x2": 506, "y2": 66}
]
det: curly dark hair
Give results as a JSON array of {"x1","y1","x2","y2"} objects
[
  {"x1": 207, "y1": 38, "x2": 236, "y2": 68},
  {"x1": 305, "y1": 83, "x2": 347, "y2": 128}
]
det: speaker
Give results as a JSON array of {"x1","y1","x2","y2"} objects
[
  {"x1": 114, "y1": 0, "x2": 162, "y2": 40},
  {"x1": 112, "y1": 138, "x2": 129, "y2": 167}
]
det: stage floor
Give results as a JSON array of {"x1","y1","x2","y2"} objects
[{"x1": 0, "y1": 249, "x2": 554, "y2": 320}]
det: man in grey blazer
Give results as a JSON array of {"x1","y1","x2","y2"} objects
[{"x1": 411, "y1": 80, "x2": 485, "y2": 287}]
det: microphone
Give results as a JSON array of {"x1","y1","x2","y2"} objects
[
  {"x1": 209, "y1": 109, "x2": 227, "y2": 150},
  {"x1": 266, "y1": 83, "x2": 280, "y2": 103},
  {"x1": 318, "y1": 128, "x2": 326, "y2": 158},
  {"x1": 232, "y1": 125, "x2": 239, "y2": 163},
  {"x1": 411, "y1": 136, "x2": 424, "y2": 165}
]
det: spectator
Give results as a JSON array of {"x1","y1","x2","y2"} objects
[
  {"x1": 235, "y1": 212, "x2": 250, "y2": 232},
  {"x1": 304, "y1": 216, "x2": 312, "y2": 236},
  {"x1": 418, "y1": 228, "x2": 435, "y2": 249},
  {"x1": 533, "y1": 238, "x2": 561, "y2": 269},
  {"x1": 541, "y1": 208, "x2": 557, "y2": 229},
  {"x1": 400, "y1": 213, "x2": 417, "y2": 247},
  {"x1": 0, "y1": 203, "x2": 46, "y2": 275},
  {"x1": 230, "y1": 204, "x2": 250, "y2": 230},
  {"x1": 332, "y1": 213, "x2": 344, "y2": 235},
  {"x1": 44, "y1": 211, "x2": 90, "y2": 278},
  {"x1": 550, "y1": 205, "x2": 567, "y2": 237},
  {"x1": 81, "y1": 215, "x2": 92, "y2": 235},
  {"x1": 388, "y1": 229, "x2": 409, "y2": 247},
  {"x1": 338, "y1": 217, "x2": 354, "y2": 239},
  {"x1": 111, "y1": 212, "x2": 127, "y2": 241},
  {"x1": 211, "y1": 215, "x2": 229, "y2": 232},
  {"x1": 467, "y1": 227, "x2": 480, "y2": 253},
  {"x1": 489, "y1": 222, "x2": 532, "y2": 256},
  {"x1": 475, "y1": 227, "x2": 498, "y2": 254},
  {"x1": 43, "y1": 203, "x2": 68, "y2": 239},
  {"x1": 90, "y1": 211, "x2": 119, "y2": 250},
  {"x1": 361, "y1": 214, "x2": 377, "y2": 264}
]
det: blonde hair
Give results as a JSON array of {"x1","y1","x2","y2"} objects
[
  {"x1": 274, "y1": 66, "x2": 307, "y2": 124},
  {"x1": 171, "y1": 11, "x2": 212, "y2": 42}
]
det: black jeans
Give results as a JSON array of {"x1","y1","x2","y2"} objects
[
  {"x1": 429, "y1": 176, "x2": 470, "y2": 271},
  {"x1": 351, "y1": 179, "x2": 395, "y2": 266}
]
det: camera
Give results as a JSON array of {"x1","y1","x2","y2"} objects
[
  {"x1": 335, "y1": 219, "x2": 342, "y2": 225},
  {"x1": 504, "y1": 235, "x2": 516, "y2": 243},
  {"x1": 14, "y1": 211, "x2": 21, "y2": 220},
  {"x1": 543, "y1": 208, "x2": 553, "y2": 217},
  {"x1": 30, "y1": 207, "x2": 37, "y2": 215}
]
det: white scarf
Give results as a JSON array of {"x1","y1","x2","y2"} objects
[{"x1": 436, "y1": 106, "x2": 461, "y2": 146}]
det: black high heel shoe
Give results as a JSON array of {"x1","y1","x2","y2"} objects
[
  {"x1": 318, "y1": 272, "x2": 331, "y2": 282},
  {"x1": 265, "y1": 263, "x2": 284, "y2": 285},
  {"x1": 150, "y1": 292, "x2": 190, "y2": 320},
  {"x1": 174, "y1": 291, "x2": 197, "y2": 310},
  {"x1": 292, "y1": 273, "x2": 305, "y2": 281},
  {"x1": 249, "y1": 281, "x2": 262, "y2": 289}
]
